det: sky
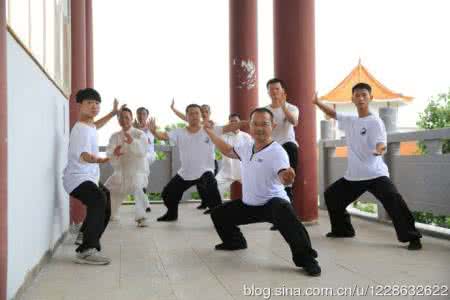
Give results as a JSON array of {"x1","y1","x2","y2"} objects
[{"x1": 93, "y1": 0, "x2": 450, "y2": 145}]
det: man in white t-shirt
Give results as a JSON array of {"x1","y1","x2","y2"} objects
[
  {"x1": 134, "y1": 106, "x2": 156, "y2": 212},
  {"x1": 215, "y1": 113, "x2": 252, "y2": 199},
  {"x1": 149, "y1": 104, "x2": 223, "y2": 221},
  {"x1": 170, "y1": 99, "x2": 240, "y2": 210},
  {"x1": 204, "y1": 108, "x2": 321, "y2": 277},
  {"x1": 105, "y1": 108, "x2": 149, "y2": 227},
  {"x1": 63, "y1": 88, "x2": 120, "y2": 265},
  {"x1": 314, "y1": 83, "x2": 422, "y2": 251},
  {"x1": 265, "y1": 78, "x2": 300, "y2": 230}
]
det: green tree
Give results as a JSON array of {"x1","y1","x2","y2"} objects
[
  {"x1": 416, "y1": 89, "x2": 450, "y2": 153},
  {"x1": 165, "y1": 122, "x2": 186, "y2": 132}
]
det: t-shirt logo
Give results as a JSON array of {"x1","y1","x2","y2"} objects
[
  {"x1": 257, "y1": 158, "x2": 264, "y2": 163},
  {"x1": 204, "y1": 137, "x2": 210, "y2": 144},
  {"x1": 360, "y1": 128, "x2": 367, "y2": 136}
]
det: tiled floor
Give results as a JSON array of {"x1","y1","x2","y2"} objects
[{"x1": 19, "y1": 204, "x2": 450, "y2": 300}]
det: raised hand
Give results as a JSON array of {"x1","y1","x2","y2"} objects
[
  {"x1": 373, "y1": 144, "x2": 387, "y2": 156},
  {"x1": 148, "y1": 117, "x2": 157, "y2": 133},
  {"x1": 124, "y1": 132, "x2": 133, "y2": 144},
  {"x1": 112, "y1": 98, "x2": 119, "y2": 115},
  {"x1": 97, "y1": 157, "x2": 110, "y2": 164},
  {"x1": 279, "y1": 167, "x2": 296, "y2": 185},
  {"x1": 313, "y1": 92, "x2": 319, "y2": 105},
  {"x1": 113, "y1": 145, "x2": 123, "y2": 157},
  {"x1": 203, "y1": 120, "x2": 214, "y2": 130}
]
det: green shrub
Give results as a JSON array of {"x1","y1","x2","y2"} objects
[
  {"x1": 412, "y1": 211, "x2": 450, "y2": 229},
  {"x1": 416, "y1": 89, "x2": 450, "y2": 154}
]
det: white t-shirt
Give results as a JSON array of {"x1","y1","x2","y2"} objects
[
  {"x1": 219, "y1": 131, "x2": 253, "y2": 180},
  {"x1": 168, "y1": 127, "x2": 222, "y2": 180},
  {"x1": 337, "y1": 113, "x2": 389, "y2": 181},
  {"x1": 234, "y1": 140, "x2": 290, "y2": 206},
  {"x1": 141, "y1": 128, "x2": 155, "y2": 156},
  {"x1": 63, "y1": 122, "x2": 100, "y2": 194},
  {"x1": 266, "y1": 102, "x2": 299, "y2": 145}
]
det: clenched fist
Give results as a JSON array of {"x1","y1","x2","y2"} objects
[{"x1": 279, "y1": 167, "x2": 296, "y2": 185}]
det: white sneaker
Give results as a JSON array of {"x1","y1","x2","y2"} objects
[
  {"x1": 74, "y1": 232, "x2": 83, "y2": 245},
  {"x1": 136, "y1": 218, "x2": 148, "y2": 227},
  {"x1": 75, "y1": 249, "x2": 111, "y2": 265}
]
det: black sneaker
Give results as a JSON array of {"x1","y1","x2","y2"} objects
[
  {"x1": 407, "y1": 239, "x2": 422, "y2": 250},
  {"x1": 215, "y1": 242, "x2": 247, "y2": 251},
  {"x1": 203, "y1": 209, "x2": 212, "y2": 215},
  {"x1": 326, "y1": 231, "x2": 355, "y2": 238},
  {"x1": 293, "y1": 256, "x2": 321, "y2": 277},
  {"x1": 302, "y1": 260, "x2": 322, "y2": 277},
  {"x1": 146, "y1": 207, "x2": 151, "y2": 213},
  {"x1": 197, "y1": 204, "x2": 207, "y2": 210},
  {"x1": 157, "y1": 214, "x2": 177, "y2": 222}
]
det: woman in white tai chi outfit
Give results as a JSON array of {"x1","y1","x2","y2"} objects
[{"x1": 105, "y1": 107, "x2": 150, "y2": 227}]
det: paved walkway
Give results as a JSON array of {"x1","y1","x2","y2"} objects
[{"x1": 19, "y1": 204, "x2": 450, "y2": 300}]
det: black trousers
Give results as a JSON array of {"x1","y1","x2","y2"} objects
[
  {"x1": 325, "y1": 176, "x2": 422, "y2": 242},
  {"x1": 71, "y1": 181, "x2": 111, "y2": 252},
  {"x1": 162, "y1": 171, "x2": 222, "y2": 217},
  {"x1": 211, "y1": 198, "x2": 318, "y2": 265},
  {"x1": 200, "y1": 161, "x2": 219, "y2": 207},
  {"x1": 282, "y1": 142, "x2": 298, "y2": 202}
]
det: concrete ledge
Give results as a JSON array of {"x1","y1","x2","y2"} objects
[
  {"x1": 12, "y1": 231, "x2": 68, "y2": 300},
  {"x1": 340, "y1": 208, "x2": 450, "y2": 241}
]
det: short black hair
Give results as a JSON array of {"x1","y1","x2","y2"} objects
[
  {"x1": 229, "y1": 113, "x2": 240, "y2": 119},
  {"x1": 249, "y1": 107, "x2": 274, "y2": 122},
  {"x1": 136, "y1": 107, "x2": 149, "y2": 114},
  {"x1": 120, "y1": 107, "x2": 133, "y2": 117},
  {"x1": 185, "y1": 104, "x2": 202, "y2": 114},
  {"x1": 352, "y1": 82, "x2": 372, "y2": 94},
  {"x1": 201, "y1": 104, "x2": 211, "y2": 111},
  {"x1": 76, "y1": 88, "x2": 101, "y2": 103},
  {"x1": 266, "y1": 78, "x2": 288, "y2": 92}
]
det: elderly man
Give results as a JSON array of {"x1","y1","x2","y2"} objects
[{"x1": 105, "y1": 107, "x2": 150, "y2": 227}]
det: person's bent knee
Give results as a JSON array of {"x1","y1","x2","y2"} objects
[
  {"x1": 211, "y1": 205, "x2": 226, "y2": 221},
  {"x1": 89, "y1": 190, "x2": 107, "y2": 210},
  {"x1": 324, "y1": 188, "x2": 337, "y2": 208},
  {"x1": 201, "y1": 171, "x2": 216, "y2": 183},
  {"x1": 271, "y1": 199, "x2": 294, "y2": 217},
  {"x1": 270, "y1": 198, "x2": 291, "y2": 210}
]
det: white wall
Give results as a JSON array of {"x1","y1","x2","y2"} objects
[{"x1": 6, "y1": 33, "x2": 69, "y2": 299}]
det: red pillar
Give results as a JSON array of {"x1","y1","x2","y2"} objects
[
  {"x1": 0, "y1": 0, "x2": 8, "y2": 299},
  {"x1": 70, "y1": 0, "x2": 87, "y2": 225},
  {"x1": 229, "y1": 0, "x2": 258, "y2": 200},
  {"x1": 0, "y1": 0, "x2": 7, "y2": 298},
  {"x1": 229, "y1": 0, "x2": 258, "y2": 118},
  {"x1": 230, "y1": 181, "x2": 242, "y2": 200},
  {"x1": 274, "y1": 0, "x2": 318, "y2": 222},
  {"x1": 85, "y1": 0, "x2": 94, "y2": 88}
]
